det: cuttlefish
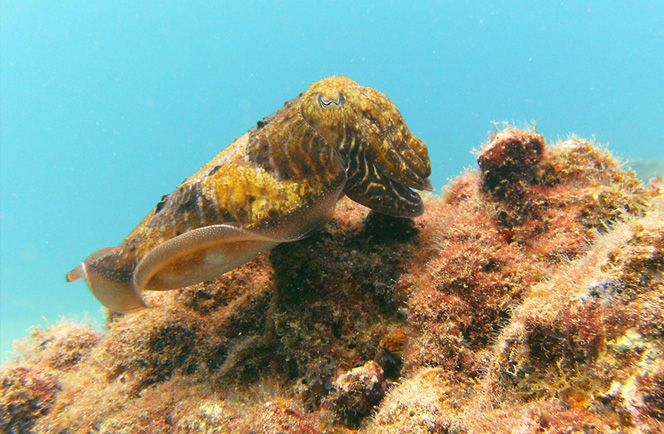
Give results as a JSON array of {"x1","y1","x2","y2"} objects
[{"x1": 66, "y1": 76, "x2": 432, "y2": 313}]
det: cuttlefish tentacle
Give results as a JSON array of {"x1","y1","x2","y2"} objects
[{"x1": 67, "y1": 76, "x2": 432, "y2": 313}]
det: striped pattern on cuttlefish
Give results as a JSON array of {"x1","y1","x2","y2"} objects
[{"x1": 66, "y1": 76, "x2": 433, "y2": 313}]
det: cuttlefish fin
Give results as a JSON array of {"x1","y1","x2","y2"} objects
[
  {"x1": 132, "y1": 224, "x2": 285, "y2": 294},
  {"x1": 65, "y1": 246, "x2": 115, "y2": 282},
  {"x1": 134, "y1": 180, "x2": 345, "y2": 295},
  {"x1": 66, "y1": 246, "x2": 148, "y2": 313}
]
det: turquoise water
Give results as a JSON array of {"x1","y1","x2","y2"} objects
[{"x1": 1, "y1": 1, "x2": 662, "y2": 361}]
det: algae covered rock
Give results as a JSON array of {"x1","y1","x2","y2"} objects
[{"x1": 1, "y1": 128, "x2": 662, "y2": 433}]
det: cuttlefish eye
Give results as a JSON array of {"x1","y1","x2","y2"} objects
[{"x1": 317, "y1": 92, "x2": 346, "y2": 108}]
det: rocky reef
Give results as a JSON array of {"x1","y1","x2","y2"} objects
[{"x1": 2, "y1": 128, "x2": 662, "y2": 433}]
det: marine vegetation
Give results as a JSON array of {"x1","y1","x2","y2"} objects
[{"x1": 2, "y1": 127, "x2": 663, "y2": 433}]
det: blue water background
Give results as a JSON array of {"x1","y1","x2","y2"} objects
[{"x1": 2, "y1": 1, "x2": 663, "y2": 360}]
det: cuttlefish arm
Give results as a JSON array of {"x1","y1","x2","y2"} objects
[{"x1": 67, "y1": 75, "x2": 432, "y2": 313}]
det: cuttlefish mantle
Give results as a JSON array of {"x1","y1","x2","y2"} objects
[{"x1": 66, "y1": 76, "x2": 433, "y2": 313}]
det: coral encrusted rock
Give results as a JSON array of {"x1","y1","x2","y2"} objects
[{"x1": 1, "y1": 127, "x2": 662, "y2": 433}]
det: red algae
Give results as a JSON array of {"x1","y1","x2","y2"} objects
[{"x1": 1, "y1": 127, "x2": 662, "y2": 433}]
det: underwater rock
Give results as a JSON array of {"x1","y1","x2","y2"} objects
[
  {"x1": 477, "y1": 127, "x2": 545, "y2": 199},
  {"x1": 1, "y1": 128, "x2": 662, "y2": 433},
  {"x1": 327, "y1": 360, "x2": 386, "y2": 428}
]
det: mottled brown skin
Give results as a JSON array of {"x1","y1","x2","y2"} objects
[
  {"x1": 66, "y1": 76, "x2": 432, "y2": 312},
  {"x1": 301, "y1": 77, "x2": 432, "y2": 215}
]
